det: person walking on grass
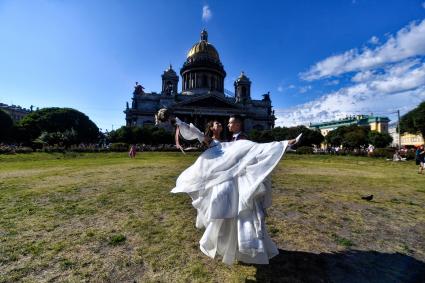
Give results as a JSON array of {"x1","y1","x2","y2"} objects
[
  {"x1": 129, "y1": 144, "x2": 137, "y2": 158},
  {"x1": 415, "y1": 145, "x2": 424, "y2": 174}
]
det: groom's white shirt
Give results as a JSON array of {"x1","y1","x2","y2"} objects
[{"x1": 232, "y1": 132, "x2": 242, "y2": 141}]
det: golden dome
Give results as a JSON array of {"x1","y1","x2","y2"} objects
[{"x1": 186, "y1": 30, "x2": 220, "y2": 61}]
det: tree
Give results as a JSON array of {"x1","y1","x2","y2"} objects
[
  {"x1": 292, "y1": 126, "x2": 324, "y2": 147},
  {"x1": 250, "y1": 125, "x2": 324, "y2": 146},
  {"x1": 400, "y1": 101, "x2": 425, "y2": 139},
  {"x1": 35, "y1": 129, "x2": 78, "y2": 147},
  {"x1": 326, "y1": 125, "x2": 370, "y2": 149},
  {"x1": 151, "y1": 127, "x2": 173, "y2": 145},
  {"x1": 249, "y1": 129, "x2": 274, "y2": 142},
  {"x1": 342, "y1": 125, "x2": 369, "y2": 149},
  {"x1": 17, "y1": 108, "x2": 99, "y2": 144},
  {"x1": 109, "y1": 126, "x2": 173, "y2": 145},
  {"x1": 325, "y1": 127, "x2": 344, "y2": 147},
  {"x1": 0, "y1": 110, "x2": 13, "y2": 142},
  {"x1": 109, "y1": 126, "x2": 134, "y2": 143},
  {"x1": 270, "y1": 127, "x2": 289, "y2": 141},
  {"x1": 368, "y1": 131, "x2": 393, "y2": 148}
]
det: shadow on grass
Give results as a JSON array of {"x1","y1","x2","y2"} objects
[{"x1": 247, "y1": 249, "x2": 425, "y2": 283}]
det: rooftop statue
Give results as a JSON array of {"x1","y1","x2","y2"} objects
[{"x1": 133, "y1": 82, "x2": 145, "y2": 95}]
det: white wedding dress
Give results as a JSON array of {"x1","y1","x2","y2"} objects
[{"x1": 171, "y1": 118, "x2": 295, "y2": 265}]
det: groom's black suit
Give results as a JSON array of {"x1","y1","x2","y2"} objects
[{"x1": 230, "y1": 132, "x2": 249, "y2": 141}]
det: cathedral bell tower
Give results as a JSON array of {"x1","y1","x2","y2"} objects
[
  {"x1": 234, "y1": 72, "x2": 251, "y2": 104},
  {"x1": 161, "y1": 64, "x2": 179, "y2": 95}
]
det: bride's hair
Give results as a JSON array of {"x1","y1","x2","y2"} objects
[
  {"x1": 155, "y1": 108, "x2": 177, "y2": 126},
  {"x1": 156, "y1": 108, "x2": 170, "y2": 122},
  {"x1": 205, "y1": 120, "x2": 223, "y2": 139},
  {"x1": 205, "y1": 120, "x2": 215, "y2": 138}
]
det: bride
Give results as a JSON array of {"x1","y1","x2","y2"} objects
[{"x1": 163, "y1": 113, "x2": 300, "y2": 265}]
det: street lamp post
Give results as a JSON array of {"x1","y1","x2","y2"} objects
[{"x1": 397, "y1": 110, "x2": 401, "y2": 150}]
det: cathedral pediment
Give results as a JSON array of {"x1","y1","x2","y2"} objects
[{"x1": 175, "y1": 94, "x2": 239, "y2": 109}]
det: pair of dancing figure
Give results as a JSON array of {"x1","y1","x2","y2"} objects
[
  {"x1": 158, "y1": 110, "x2": 300, "y2": 265},
  {"x1": 204, "y1": 115, "x2": 248, "y2": 145}
]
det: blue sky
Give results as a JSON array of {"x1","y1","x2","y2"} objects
[{"x1": 1, "y1": 0, "x2": 425, "y2": 131}]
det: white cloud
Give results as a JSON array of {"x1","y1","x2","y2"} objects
[
  {"x1": 202, "y1": 5, "x2": 212, "y2": 22},
  {"x1": 299, "y1": 85, "x2": 312, "y2": 93},
  {"x1": 281, "y1": 18, "x2": 425, "y2": 127},
  {"x1": 351, "y1": 70, "x2": 375, "y2": 82},
  {"x1": 370, "y1": 61, "x2": 425, "y2": 94},
  {"x1": 369, "y1": 36, "x2": 380, "y2": 45},
  {"x1": 300, "y1": 19, "x2": 425, "y2": 81},
  {"x1": 277, "y1": 60, "x2": 425, "y2": 127},
  {"x1": 325, "y1": 79, "x2": 340, "y2": 86},
  {"x1": 277, "y1": 83, "x2": 296, "y2": 92}
]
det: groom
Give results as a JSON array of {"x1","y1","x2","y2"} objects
[{"x1": 228, "y1": 115, "x2": 249, "y2": 141}]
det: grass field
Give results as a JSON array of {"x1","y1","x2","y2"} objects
[{"x1": 1, "y1": 152, "x2": 424, "y2": 282}]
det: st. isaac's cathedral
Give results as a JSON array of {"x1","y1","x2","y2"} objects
[{"x1": 124, "y1": 30, "x2": 275, "y2": 133}]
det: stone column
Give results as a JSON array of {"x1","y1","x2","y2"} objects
[{"x1": 182, "y1": 75, "x2": 184, "y2": 91}]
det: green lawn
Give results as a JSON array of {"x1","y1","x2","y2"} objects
[{"x1": 1, "y1": 152, "x2": 424, "y2": 282}]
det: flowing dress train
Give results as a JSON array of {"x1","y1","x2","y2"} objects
[{"x1": 171, "y1": 139, "x2": 289, "y2": 265}]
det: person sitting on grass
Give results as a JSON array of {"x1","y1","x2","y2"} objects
[{"x1": 393, "y1": 150, "x2": 406, "y2": 162}]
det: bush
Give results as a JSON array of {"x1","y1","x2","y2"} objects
[
  {"x1": 295, "y1": 146, "x2": 314, "y2": 154},
  {"x1": 370, "y1": 148, "x2": 395, "y2": 158},
  {"x1": 0, "y1": 145, "x2": 33, "y2": 154},
  {"x1": 109, "y1": 142, "x2": 128, "y2": 152},
  {"x1": 37, "y1": 146, "x2": 66, "y2": 153},
  {"x1": 35, "y1": 129, "x2": 78, "y2": 147},
  {"x1": 0, "y1": 145, "x2": 14, "y2": 154},
  {"x1": 67, "y1": 144, "x2": 108, "y2": 153},
  {"x1": 348, "y1": 150, "x2": 367, "y2": 157},
  {"x1": 14, "y1": 146, "x2": 33, "y2": 153},
  {"x1": 405, "y1": 150, "x2": 416, "y2": 160}
]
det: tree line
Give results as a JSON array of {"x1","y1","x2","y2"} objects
[
  {"x1": 325, "y1": 124, "x2": 392, "y2": 149},
  {"x1": 0, "y1": 107, "x2": 324, "y2": 147},
  {"x1": 0, "y1": 108, "x2": 99, "y2": 147},
  {"x1": 0, "y1": 107, "x2": 175, "y2": 147},
  {"x1": 1, "y1": 101, "x2": 424, "y2": 149}
]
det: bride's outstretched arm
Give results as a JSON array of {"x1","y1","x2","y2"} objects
[
  {"x1": 174, "y1": 117, "x2": 205, "y2": 143},
  {"x1": 288, "y1": 133, "x2": 302, "y2": 145}
]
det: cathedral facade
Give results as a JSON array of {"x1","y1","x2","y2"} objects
[{"x1": 124, "y1": 30, "x2": 275, "y2": 135}]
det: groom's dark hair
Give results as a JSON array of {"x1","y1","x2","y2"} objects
[
  {"x1": 230, "y1": 114, "x2": 244, "y2": 131},
  {"x1": 230, "y1": 114, "x2": 243, "y2": 124}
]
